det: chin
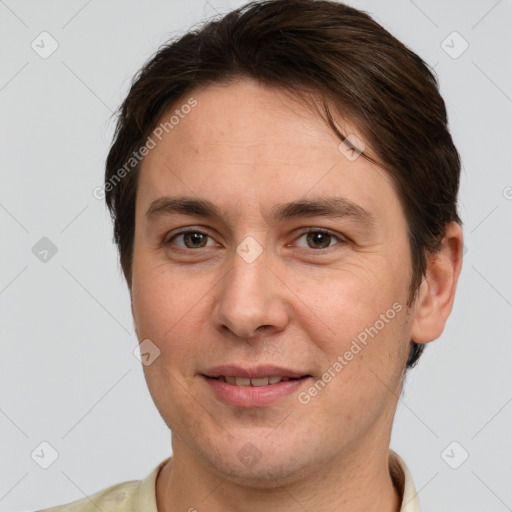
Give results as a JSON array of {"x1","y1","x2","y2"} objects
[
  {"x1": 194, "y1": 433, "x2": 323, "y2": 489},
  {"x1": 212, "y1": 455, "x2": 313, "y2": 489}
]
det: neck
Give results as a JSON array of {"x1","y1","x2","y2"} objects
[{"x1": 156, "y1": 437, "x2": 401, "y2": 512}]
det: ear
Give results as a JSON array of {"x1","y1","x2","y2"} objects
[{"x1": 410, "y1": 222, "x2": 464, "y2": 344}]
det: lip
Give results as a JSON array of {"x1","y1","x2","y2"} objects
[
  {"x1": 202, "y1": 364, "x2": 308, "y2": 379},
  {"x1": 201, "y1": 365, "x2": 312, "y2": 408}
]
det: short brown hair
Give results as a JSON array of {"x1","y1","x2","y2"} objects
[{"x1": 105, "y1": 0, "x2": 462, "y2": 368}]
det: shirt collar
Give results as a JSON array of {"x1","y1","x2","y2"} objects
[{"x1": 389, "y1": 449, "x2": 422, "y2": 511}]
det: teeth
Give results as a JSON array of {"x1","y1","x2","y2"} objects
[
  {"x1": 219, "y1": 376, "x2": 298, "y2": 386},
  {"x1": 251, "y1": 377, "x2": 269, "y2": 387}
]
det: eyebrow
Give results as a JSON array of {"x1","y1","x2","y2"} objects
[{"x1": 145, "y1": 195, "x2": 375, "y2": 226}]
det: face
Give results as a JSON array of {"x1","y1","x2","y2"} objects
[{"x1": 131, "y1": 78, "x2": 417, "y2": 485}]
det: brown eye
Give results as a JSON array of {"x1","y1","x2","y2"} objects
[
  {"x1": 305, "y1": 231, "x2": 333, "y2": 249},
  {"x1": 294, "y1": 229, "x2": 344, "y2": 250},
  {"x1": 183, "y1": 232, "x2": 208, "y2": 248},
  {"x1": 168, "y1": 231, "x2": 214, "y2": 249}
]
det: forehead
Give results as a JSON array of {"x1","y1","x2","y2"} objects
[
  {"x1": 136, "y1": 78, "x2": 402, "y2": 225},
  {"x1": 164, "y1": 78, "x2": 366, "y2": 160}
]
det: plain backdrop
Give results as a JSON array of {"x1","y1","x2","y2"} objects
[{"x1": 1, "y1": 0, "x2": 511, "y2": 510}]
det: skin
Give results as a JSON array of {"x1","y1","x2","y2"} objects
[{"x1": 130, "y1": 77, "x2": 464, "y2": 512}]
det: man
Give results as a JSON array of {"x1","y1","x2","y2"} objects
[{"x1": 39, "y1": 0, "x2": 464, "y2": 510}]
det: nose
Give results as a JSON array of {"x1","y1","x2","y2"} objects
[{"x1": 212, "y1": 245, "x2": 290, "y2": 340}]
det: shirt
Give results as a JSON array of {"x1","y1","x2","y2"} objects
[{"x1": 36, "y1": 449, "x2": 420, "y2": 511}]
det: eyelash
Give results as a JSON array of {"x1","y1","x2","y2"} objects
[{"x1": 164, "y1": 227, "x2": 347, "y2": 252}]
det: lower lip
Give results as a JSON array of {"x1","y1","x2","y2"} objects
[{"x1": 203, "y1": 376, "x2": 311, "y2": 408}]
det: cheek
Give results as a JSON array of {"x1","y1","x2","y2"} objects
[
  {"x1": 294, "y1": 256, "x2": 407, "y2": 335},
  {"x1": 292, "y1": 259, "x2": 411, "y2": 400},
  {"x1": 131, "y1": 256, "x2": 204, "y2": 351},
  {"x1": 131, "y1": 263, "x2": 209, "y2": 428},
  {"x1": 305, "y1": 290, "x2": 409, "y2": 422}
]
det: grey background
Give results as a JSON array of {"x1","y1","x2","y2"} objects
[{"x1": 0, "y1": 0, "x2": 511, "y2": 510}]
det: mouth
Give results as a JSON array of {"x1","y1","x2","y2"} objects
[
  {"x1": 206, "y1": 375, "x2": 311, "y2": 386},
  {"x1": 201, "y1": 365, "x2": 313, "y2": 407}
]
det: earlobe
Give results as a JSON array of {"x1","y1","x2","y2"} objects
[{"x1": 410, "y1": 222, "x2": 464, "y2": 344}]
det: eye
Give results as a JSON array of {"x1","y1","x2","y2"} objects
[
  {"x1": 294, "y1": 229, "x2": 346, "y2": 250},
  {"x1": 166, "y1": 230, "x2": 217, "y2": 249},
  {"x1": 164, "y1": 228, "x2": 346, "y2": 252}
]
